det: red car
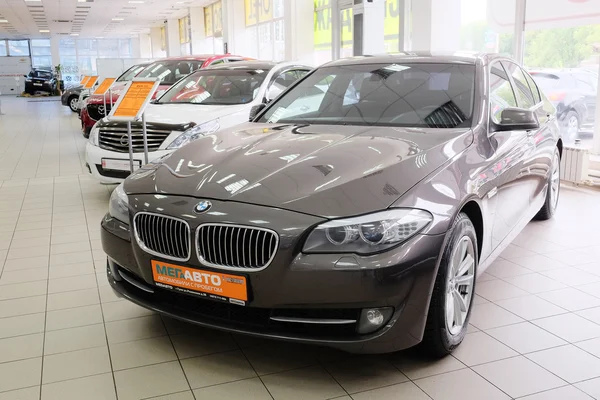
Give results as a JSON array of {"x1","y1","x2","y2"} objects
[{"x1": 80, "y1": 54, "x2": 251, "y2": 136}]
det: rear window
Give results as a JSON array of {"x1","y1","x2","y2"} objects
[{"x1": 258, "y1": 63, "x2": 476, "y2": 129}]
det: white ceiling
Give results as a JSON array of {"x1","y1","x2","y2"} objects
[{"x1": 0, "y1": 0, "x2": 212, "y2": 39}]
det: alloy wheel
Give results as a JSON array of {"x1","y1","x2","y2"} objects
[
  {"x1": 445, "y1": 236, "x2": 475, "y2": 336},
  {"x1": 70, "y1": 98, "x2": 78, "y2": 111}
]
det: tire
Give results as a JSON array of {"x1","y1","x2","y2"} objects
[
  {"x1": 421, "y1": 212, "x2": 478, "y2": 358},
  {"x1": 562, "y1": 111, "x2": 579, "y2": 142},
  {"x1": 68, "y1": 96, "x2": 79, "y2": 112},
  {"x1": 534, "y1": 147, "x2": 561, "y2": 221}
]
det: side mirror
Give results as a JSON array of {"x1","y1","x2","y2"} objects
[
  {"x1": 249, "y1": 103, "x2": 267, "y2": 122},
  {"x1": 493, "y1": 108, "x2": 539, "y2": 132}
]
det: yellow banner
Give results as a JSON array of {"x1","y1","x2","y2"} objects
[
  {"x1": 205, "y1": 7, "x2": 213, "y2": 37},
  {"x1": 213, "y1": 1, "x2": 222, "y2": 35},
  {"x1": 245, "y1": 0, "x2": 273, "y2": 26},
  {"x1": 93, "y1": 78, "x2": 116, "y2": 96}
]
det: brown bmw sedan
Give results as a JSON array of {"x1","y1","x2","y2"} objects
[{"x1": 102, "y1": 53, "x2": 562, "y2": 355}]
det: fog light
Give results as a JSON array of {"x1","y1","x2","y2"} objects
[{"x1": 357, "y1": 307, "x2": 394, "y2": 334}]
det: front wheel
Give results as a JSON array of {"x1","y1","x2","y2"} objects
[
  {"x1": 534, "y1": 147, "x2": 560, "y2": 220},
  {"x1": 421, "y1": 212, "x2": 478, "y2": 358},
  {"x1": 69, "y1": 96, "x2": 79, "y2": 112}
]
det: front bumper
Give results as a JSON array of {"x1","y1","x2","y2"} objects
[
  {"x1": 101, "y1": 197, "x2": 446, "y2": 354},
  {"x1": 25, "y1": 82, "x2": 53, "y2": 93},
  {"x1": 85, "y1": 142, "x2": 172, "y2": 184}
]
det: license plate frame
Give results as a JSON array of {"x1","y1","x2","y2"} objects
[
  {"x1": 151, "y1": 260, "x2": 248, "y2": 306},
  {"x1": 101, "y1": 158, "x2": 141, "y2": 172},
  {"x1": 33, "y1": 83, "x2": 43, "y2": 87}
]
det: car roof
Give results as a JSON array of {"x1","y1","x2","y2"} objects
[
  {"x1": 155, "y1": 54, "x2": 245, "y2": 62},
  {"x1": 321, "y1": 52, "x2": 514, "y2": 67}
]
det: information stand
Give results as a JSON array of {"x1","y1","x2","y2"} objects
[
  {"x1": 107, "y1": 78, "x2": 159, "y2": 173},
  {"x1": 83, "y1": 76, "x2": 99, "y2": 90},
  {"x1": 93, "y1": 78, "x2": 116, "y2": 118}
]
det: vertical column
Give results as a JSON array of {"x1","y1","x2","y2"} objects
[
  {"x1": 222, "y1": 0, "x2": 249, "y2": 56},
  {"x1": 150, "y1": 27, "x2": 166, "y2": 58},
  {"x1": 514, "y1": 0, "x2": 526, "y2": 64},
  {"x1": 284, "y1": 0, "x2": 315, "y2": 63},
  {"x1": 166, "y1": 19, "x2": 181, "y2": 57},
  {"x1": 50, "y1": 36, "x2": 60, "y2": 67},
  {"x1": 411, "y1": 0, "x2": 460, "y2": 52},
  {"x1": 189, "y1": 6, "x2": 207, "y2": 54},
  {"x1": 138, "y1": 33, "x2": 152, "y2": 58},
  {"x1": 352, "y1": 0, "x2": 385, "y2": 56}
]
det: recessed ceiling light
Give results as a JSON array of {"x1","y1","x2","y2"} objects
[
  {"x1": 112, "y1": 17, "x2": 124, "y2": 21},
  {"x1": 39, "y1": 29, "x2": 49, "y2": 32},
  {"x1": 95, "y1": 36, "x2": 104, "y2": 38},
  {"x1": 24, "y1": 0, "x2": 42, "y2": 2},
  {"x1": 128, "y1": 1, "x2": 144, "y2": 3},
  {"x1": 70, "y1": 33, "x2": 79, "y2": 36},
  {"x1": 0, "y1": 19, "x2": 8, "y2": 23}
]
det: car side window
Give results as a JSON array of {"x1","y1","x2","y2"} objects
[
  {"x1": 522, "y1": 69, "x2": 541, "y2": 104},
  {"x1": 295, "y1": 70, "x2": 310, "y2": 79},
  {"x1": 502, "y1": 61, "x2": 536, "y2": 109},
  {"x1": 489, "y1": 63, "x2": 518, "y2": 124},
  {"x1": 268, "y1": 70, "x2": 300, "y2": 100},
  {"x1": 210, "y1": 59, "x2": 225, "y2": 66}
]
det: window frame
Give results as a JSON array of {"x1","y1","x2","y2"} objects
[
  {"x1": 488, "y1": 60, "x2": 519, "y2": 126},
  {"x1": 501, "y1": 60, "x2": 537, "y2": 110}
]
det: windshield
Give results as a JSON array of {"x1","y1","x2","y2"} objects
[
  {"x1": 157, "y1": 69, "x2": 268, "y2": 105},
  {"x1": 116, "y1": 64, "x2": 147, "y2": 82},
  {"x1": 258, "y1": 63, "x2": 476, "y2": 128},
  {"x1": 31, "y1": 70, "x2": 52, "y2": 79},
  {"x1": 136, "y1": 60, "x2": 205, "y2": 85}
]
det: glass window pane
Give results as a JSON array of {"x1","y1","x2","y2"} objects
[
  {"x1": 98, "y1": 39, "x2": 119, "y2": 57},
  {"x1": 314, "y1": 3, "x2": 332, "y2": 64},
  {"x1": 340, "y1": 8, "x2": 353, "y2": 59},
  {"x1": 0, "y1": 41, "x2": 7, "y2": 56},
  {"x1": 258, "y1": 23, "x2": 273, "y2": 60},
  {"x1": 490, "y1": 63, "x2": 518, "y2": 124},
  {"x1": 523, "y1": 69, "x2": 541, "y2": 104},
  {"x1": 8, "y1": 40, "x2": 30, "y2": 56},
  {"x1": 77, "y1": 39, "x2": 98, "y2": 56},
  {"x1": 59, "y1": 39, "x2": 77, "y2": 56},
  {"x1": 503, "y1": 61, "x2": 536, "y2": 109},
  {"x1": 32, "y1": 56, "x2": 52, "y2": 68},
  {"x1": 60, "y1": 55, "x2": 79, "y2": 84},
  {"x1": 119, "y1": 39, "x2": 132, "y2": 57},
  {"x1": 460, "y1": 0, "x2": 516, "y2": 57}
]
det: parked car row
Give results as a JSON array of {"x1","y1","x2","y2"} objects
[{"x1": 93, "y1": 52, "x2": 563, "y2": 355}]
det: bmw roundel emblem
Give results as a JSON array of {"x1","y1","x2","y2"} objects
[{"x1": 194, "y1": 200, "x2": 212, "y2": 214}]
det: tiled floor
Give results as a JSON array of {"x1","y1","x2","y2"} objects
[{"x1": 1, "y1": 95, "x2": 600, "y2": 399}]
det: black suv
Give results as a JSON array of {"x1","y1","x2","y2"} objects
[
  {"x1": 530, "y1": 69, "x2": 597, "y2": 141},
  {"x1": 24, "y1": 68, "x2": 57, "y2": 95}
]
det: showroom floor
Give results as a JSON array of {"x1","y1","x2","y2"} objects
[{"x1": 1, "y1": 96, "x2": 600, "y2": 400}]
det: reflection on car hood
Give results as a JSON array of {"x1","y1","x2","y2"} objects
[
  {"x1": 124, "y1": 123, "x2": 472, "y2": 217},
  {"x1": 140, "y1": 103, "x2": 250, "y2": 126}
]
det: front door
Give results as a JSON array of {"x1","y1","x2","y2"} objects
[{"x1": 487, "y1": 62, "x2": 536, "y2": 250}]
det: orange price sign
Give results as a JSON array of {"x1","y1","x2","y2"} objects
[
  {"x1": 108, "y1": 78, "x2": 159, "y2": 121},
  {"x1": 83, "y1": 76, "x2": 99, "y2": 89},
  {"x1": 80, "y1": 76, "x2": 90, "y2": 86},
  {"x1": 93, "y1": 78, "x2": 116, "y2": 95}
]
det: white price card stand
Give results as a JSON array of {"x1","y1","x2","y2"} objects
[{"x1": 107, "y1": 78, "x2": 160, "y2": 173}]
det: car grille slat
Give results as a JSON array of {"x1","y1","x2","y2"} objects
[
  {"x1": 98, "y1": 124, "x2": 174, "y2": 153},
  {"x1": 133, "y1": 213, "x2": 190, "y2": 261},
  {"x1": 196, "y1": 224, "x2": 278, "y2": 271}
]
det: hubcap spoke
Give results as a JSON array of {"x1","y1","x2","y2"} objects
[
  {"x1": 446, "y1": 291, "x2": 455, "y2": 329},
  {"x1": 456, "y1": 254, "x2": 474, "y2": 279},
  {"x1": 452, "y1": 290, "x2": 466, "y2": 326},
  {"x1": 455, "y1": 273, "x2": 474, "y2": 287},
  {"x1": 445, "y1": 235, "x2": 475, "y2": 336}
]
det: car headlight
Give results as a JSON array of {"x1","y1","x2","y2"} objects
[
  {"x1": 109, "y1": 183, "x2": 129, "y2": 225},
  {"x1": 303, "y1": 209, "x2": 432, "y2": 255},
  {"x1": 167, "y1": 119, "x2": 220, "y2": 150},
  {"x1": 89, "y1": 125, "x2": 100, "y2": 146}
]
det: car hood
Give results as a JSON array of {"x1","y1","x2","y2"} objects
[
  {"x1": 141, "y1": 103, "x2": 250, "y2": 126},
  {"x1": 124, "y1": 123, "x2": 472, "y2": 217}
]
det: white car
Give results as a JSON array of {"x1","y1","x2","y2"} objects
[{"x1": 85, "y1": 61, "x2": 312, "y2": 184}]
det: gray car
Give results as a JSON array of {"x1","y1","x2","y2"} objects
[
  {"x1": 101, "y1": 53, "x2": 562, "y2": 355},
  {"x1": 61, "y1": 84, "x2": 84, "y2": 112}
]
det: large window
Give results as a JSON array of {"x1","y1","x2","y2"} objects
[
  {"x1": 59, "y1": 38, "x2": 133, "y2": 85},
  {"x1": 460, "y1": 0, "x2": 516, "y2": 57},
  {"x1": 30, "y1": 39, "x2": 51, "y2": 68},
  {"x1": 245, "y1": 0, "x2": 284, "y2": 61},
  {"x1": 0, "y1": 41, "x2": 7, "y2": 56},
  {"x1": 179, "y1": 15, "x2": 191, "y2": 55},
  {"x1": 204, "y1": 2, "x2": 223, "y2": 54}
]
